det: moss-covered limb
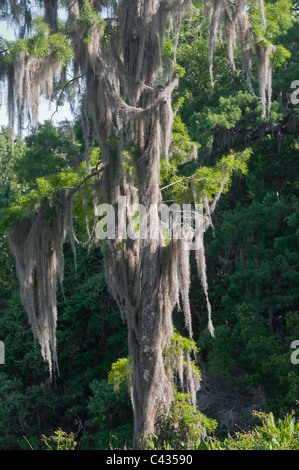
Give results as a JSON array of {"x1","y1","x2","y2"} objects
[
  {"x1": 0, "y1": 161, "x2": 104, "y2": 228},
  {"x1": 3, "y1": 159, "x2": 105, "y2": 375},
  {"x1": 8, "y1": 191, "x2": 72, "y2": 377},
  {"x1": 1, "y1": 17, "x2": 73, "y2": 133}
]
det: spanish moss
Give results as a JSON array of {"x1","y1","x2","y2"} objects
[
  {"x1": 3, "y1": 0, "x2": 277, "y2": 448},
  {"x1": 8, "y1": 192, "x2": 74, "y2": 377}
]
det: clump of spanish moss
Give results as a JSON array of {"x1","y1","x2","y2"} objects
[
  {"x1": 11, "y1": 52, "x2": 64, "y2": 132},
  {"x1": 8, "y1": 191, "x2": 74, "y2": 377},
  {"x1": 203, "y1": 0, "x2": 273, "y2": 118}
]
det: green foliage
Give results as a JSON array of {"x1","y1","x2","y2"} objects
[
  {"x1": 201, "y1": 172, "x2": 299, "y2": 416},
  {"x1": 190, "y1": 92, "x2": 262, "y2": 149},
  {"x1": 0, "y1": 234, "x2": 15, "y2": 296},
  {"x1": 14, "y1": 122, "x2": 83, "y2": 184},
  {"x1": 0, "y1": 373, "x2": 31, "y2": 449},
  {"x1": 176, "y1": 28, "x2": 243, "y2": 133},
  {"x1": 192, "y1": 150, "x2": 251, "y2": 200},
  {"x1": 198, "y1": 411, "x2": 299, "y2": 450},
  {"x1": 152, "y1": 411, "x2": 299, "y2": 451},
  {"x1": 172, "y1": 3, "x2": 299, "y2": 424},
  {"x1": 0, "y1": 229, "x2": 128, "y2": 449},
  {"x1": 250, "y1": 0, "x2": 294, "y2": 43},
  {"x1": 0, "y1": 167, "x2": 81, "y2": 229},
  {"x1": 41, "y1": 429, "x2": 77, "y2": 450},
  {"x1": 224, "y1": 411, "x2": 299, "y2": 450},
  {"x1": 0, "y1": 1, "x2": 298, "y2": 452},
  {"x1": 175, "y1": 1, "x2": 295, "y2": 156},
  {"x1": 163, "y1": 328, "x2": 201, "y2": 383},
  {"x1": 160, "y1": 115, "x2": 200, "y2": 187},
  {"x1": 160, "y1": 115, "x2": 251, "y2": 204},
  {"x1": 79, "y1": 0, "x2": 107, "y2": 45},
  {"x1": 0, "y1": 121, "x2": 92, "y2": 233},
  {"x1": 0, "y1": 157, "x2": 99, "y2": 239},
  {"x1": 0, "y1": 128, "x2": 26, "y2": 187},
  {"x1": 3, "y1": 16, "x2": 73, "y2": 64},
  {"x1": 108, "y1": 357, "x2": 130, "y2": 392},
  {"x1": 107, "y1": 329, "x2": 202, "y2": 396},
  {"x1": 156, "y1": 391, "x2": 218, "y2": 450},
  {"x1": 167, "y1": 329, "x2": 199, "y2": 357},
  {"x1": 87, "y1": 379, "x2": 133, "y2": 449},
  {"x1": 106, "y1": 331, "x2": 206, "y2": 450}
]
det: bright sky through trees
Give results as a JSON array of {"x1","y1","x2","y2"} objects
[{"x1": 0, "y1": 7, "x2": 73, "y2": 132}]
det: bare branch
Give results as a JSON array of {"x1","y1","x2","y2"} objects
[
  {"x1": 50, "y1": 74, "x2": 83, "y2": 122},
  {"x1": 66, "y1": 166, "x2": 105, "y2": 200}
]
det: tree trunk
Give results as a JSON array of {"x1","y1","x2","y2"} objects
[
  {"x1": 101, "y1": 1, "x2": 177, "y2": 447},
  {"x1": 129, "y1": 262, "x2": 174, "y2": 448}
]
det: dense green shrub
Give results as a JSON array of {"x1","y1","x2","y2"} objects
[
  {"x1": 197, "y1": 412, "x2": 299, "y2": 450},
  {"x1": 154, "y1": 392, "x2": 218, "y2": 450},
  {"x1": 86, "y1": 379, "x2": 133, "y2": 450}
]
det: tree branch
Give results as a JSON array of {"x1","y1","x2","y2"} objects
[
  {"x1": 50, "y1": 75, "x2": 83, "y2": 122},
  {"x1": 160, "y1": 174, "x2": 205, "y2": 192},
  {"x1": 66, "y1": 166, "x2": 105, "y2": 200}
]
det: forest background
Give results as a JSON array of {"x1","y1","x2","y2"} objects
[{"x1": 0, "y1": 0, "x2": 298, "y2": 450}]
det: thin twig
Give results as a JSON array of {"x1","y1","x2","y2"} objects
[
  {"x1": 160, "y1": 177, "x2": 186, "y2": 191},
  {"x1": 50, "y1": 75, "x2": 83, "y2": 122},
  {"x1": 23, "y1": 436, "x2": 34, "y2": 450},
  {"x1": 160, "y1": 175, "x2": 205, "y2": 191},
  {"x1": 66, "y1": 166, "x2": 105, "y2": 200}
]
